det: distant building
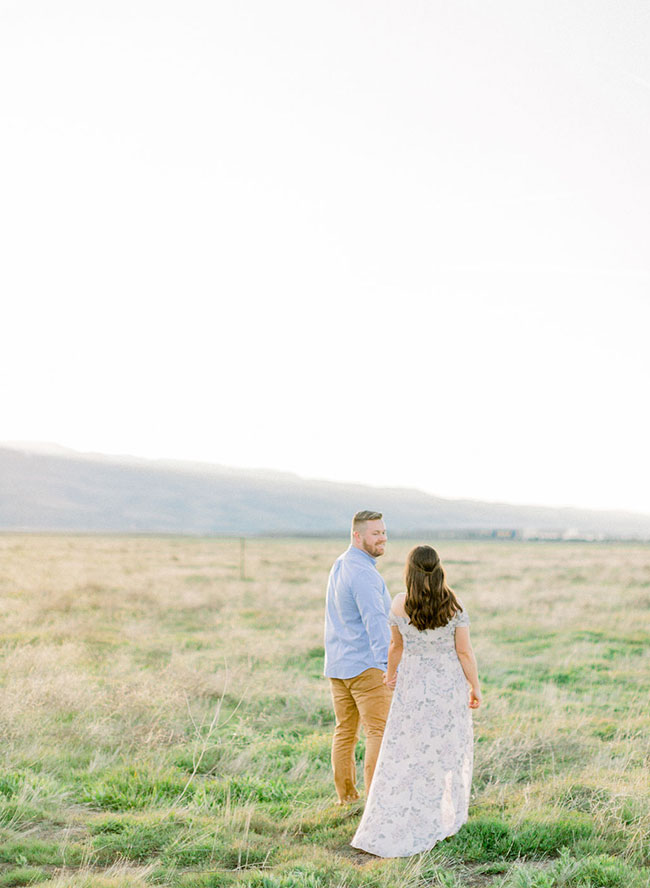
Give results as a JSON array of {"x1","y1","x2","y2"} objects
[
  {"x1": 522, "y1": 528, "x2": 559, "y2": 540},
  {"x1": 522, "y1": 528, "x2": 601, "y2": 541},
  {"x1": 435, "y1": 528, "x2": 521, "y2": 540}
]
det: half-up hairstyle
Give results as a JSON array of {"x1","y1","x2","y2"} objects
[{"x1": 404, "y1": 545, "x2": 463, "y2": 631}]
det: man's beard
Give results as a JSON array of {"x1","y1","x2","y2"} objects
[{"x1": 362, "y1": 540, "x2": 384, "y2": 557}]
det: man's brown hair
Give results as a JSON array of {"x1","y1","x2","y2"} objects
[{"x1": 352, "y1": 510, "x2": 383, "y2": 532}]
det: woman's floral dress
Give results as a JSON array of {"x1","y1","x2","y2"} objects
[{"x1": 351, "y1": 605, "x2": 473, "y2": 857}]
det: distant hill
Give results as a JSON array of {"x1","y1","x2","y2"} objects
[{"x1": 1, "y1": 443, "x2": 650, "y2": 538}]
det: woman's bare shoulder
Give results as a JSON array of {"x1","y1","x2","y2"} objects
[{"x1": 391, "y1": 592, "x2": 407, "y2": 616}]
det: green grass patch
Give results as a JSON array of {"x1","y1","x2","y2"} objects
[
  {"x1": 90, "y1": 815, "x2": 185, "y2": 863},
  {"x1": 173, "y1": 745, "x2": 229, "y2": 776},
  {"x1": 284, "y1": 648, "x2": 325, "y2": 680},
  {"x1": 0, "y1": 802, "x2": 49, "y2": 830},
  {"x1": 75, "y1": 767, "x2": 191, "y2": 811},
  {"x1": 0, "y1": 836, "x2": 85, "y2": 867},
  {"x1": 440, "y1": 814, "x2": 594, "y2": 862},
  {"x1": 498, "y1": 849, "x2": 650, "y2": 887},
  {"x1": 207, "y1": 775, "x2": 295, "y2": 805},
  {"x1": 0, "y1": 869, "x2": 50, "y2": 887}
]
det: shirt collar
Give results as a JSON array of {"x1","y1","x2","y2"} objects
[{"x1": 346, "y1": 544, "x2": 377, "y2": 566}]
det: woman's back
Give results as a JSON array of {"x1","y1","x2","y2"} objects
[{"x1": 391, "y1": 590, "x2": 466, "y2": 653}]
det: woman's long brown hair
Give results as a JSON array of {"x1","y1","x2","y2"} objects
[{"x1": 404, "y1": 545, "x2": 462, "y2": 630}]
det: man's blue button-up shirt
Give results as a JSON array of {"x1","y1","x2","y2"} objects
[{"x1": 323, "y1": 545, "x2": 392, "y2": 679}]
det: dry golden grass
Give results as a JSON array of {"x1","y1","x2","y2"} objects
[{"x1": 0, "y1": 534, "x2": 648, "y2": 888}]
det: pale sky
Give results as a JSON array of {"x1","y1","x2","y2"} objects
[{"x1": 2, "y1": 1, "x2": 649, "y2": 514}]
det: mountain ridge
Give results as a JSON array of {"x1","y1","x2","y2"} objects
[{"x1": 1, "y1": 443, "x2": 649, "y2": 538}]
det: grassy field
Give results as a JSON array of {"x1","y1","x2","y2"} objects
[{"x1": 0, "y1": 534, "x2": 648, "y2": 888}]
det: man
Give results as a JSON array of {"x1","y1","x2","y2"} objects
[{"x1": 324, "y1": 510, "x2": 393, "y2": 804}]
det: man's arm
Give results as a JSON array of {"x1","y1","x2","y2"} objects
[{"x1": 351, "y1": 570, "x2": 391, "y2": 670}]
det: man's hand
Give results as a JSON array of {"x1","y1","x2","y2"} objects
[{"x1": 383, "y1": 672, "x2": 397, "y2": 690}]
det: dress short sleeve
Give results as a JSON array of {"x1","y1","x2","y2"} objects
[
  {"x1": 453, "y1": 601, "x2": 470, "y2": 628},
  {"x1": 388, "y1": 611, "x2": 399, "y2": 627}
]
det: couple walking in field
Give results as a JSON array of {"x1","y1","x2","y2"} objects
[{"x1": 324, "y1": 510, "x2": 482, "y2": 858}]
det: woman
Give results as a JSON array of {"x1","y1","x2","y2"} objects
[{"x1": 351, "y1": 545, "x2": 481, "y2": 858}]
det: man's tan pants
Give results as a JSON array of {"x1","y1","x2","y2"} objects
[{"x1": 329, "y1": 667, "x2": 393, "y2": 804}]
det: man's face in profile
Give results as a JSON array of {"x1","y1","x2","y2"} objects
[{"x1": 356, "y1": 519, "x2": 387, "y2": 558}]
